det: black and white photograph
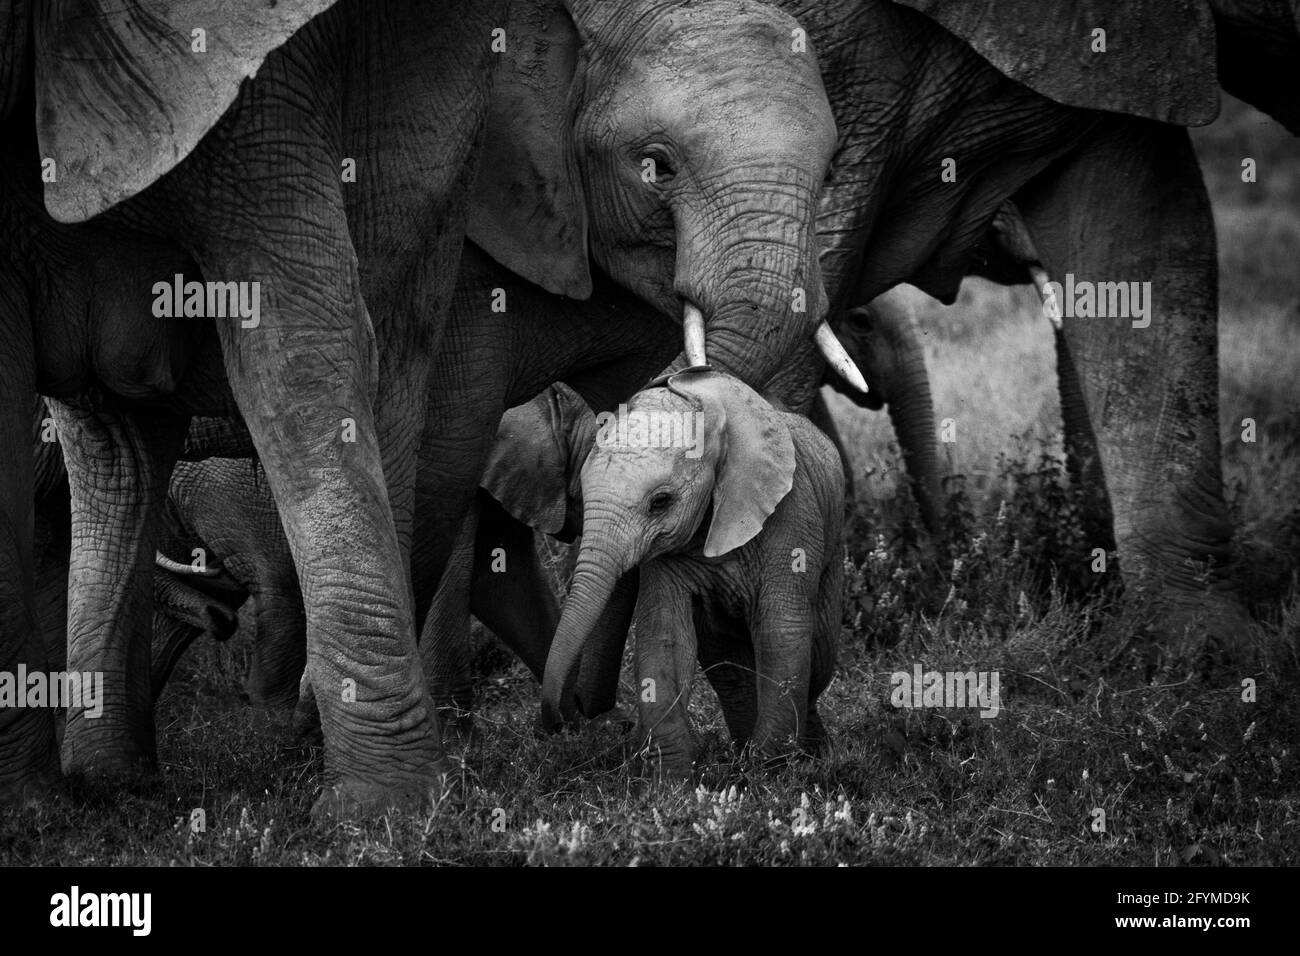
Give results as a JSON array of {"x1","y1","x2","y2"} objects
[{"x1": 0, "y1": 0, "x2": 1294, "y2": 909}]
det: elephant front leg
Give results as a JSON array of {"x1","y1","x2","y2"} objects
[
  {"x1": 0, "y1": 296, "x2": 60, "y2": 802},
  {"x1": 246, "y1": 584, "x2": 306, "y2": 709},
  {"x1": 420, "y1": 503, "x2": 478, "y2": 751},
  {"x1": 186, "y1": 197, "x2": 445, "y2": 819},
  {"x1": 632, "y1": 564, "x2": 699, "y2": 779},
  {"x1": 748, "y1": 589, "x2": 815, "y2": 765},
  {"x1": 1018, "y1": 119, "x2": 1245, "y2": 656},
  {"x1": 52, "y1": 400, "x2": 188, "y2": 777}
]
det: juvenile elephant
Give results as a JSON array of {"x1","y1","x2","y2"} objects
[
  {"x1": 539, "y1": 370, "x2": 845, "y2": 777},
  {"x1": 421, "y1": 383, "x2": 636, "y2": 744}
]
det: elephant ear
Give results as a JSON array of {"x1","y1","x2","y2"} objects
[
  {"x1": 673, "y1": 371, "x2": 796, "y2": 559},
  {"x1": 893, "y1": 0, "x2": 1220, "y2": 126},
  {"x1": 481, "y1": 384, "x2": 590, "y2": 537},
  {"x1": 465, "y1": 0, "x2": 592, "y2": 299},
  {"x1": 36, "y1": 0, "x2": 341, "y2": 223}
]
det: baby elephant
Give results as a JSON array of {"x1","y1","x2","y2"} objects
[{"x1": 540, "y1": 369, "x2": 844, "y2": 776}]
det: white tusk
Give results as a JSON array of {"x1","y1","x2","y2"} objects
[
  {"x1": 155, "y1": 551, "x2": 220, "y2": 577},
  {"x1": 683, "y1": 302, "x2": 707, "y2": 367},
  {"x1": 815, "y1": 321, "x2": 869, "y2": 396},
  {"x1": 1029, "y1": 265, "x2": 1062, "y2": 331}
]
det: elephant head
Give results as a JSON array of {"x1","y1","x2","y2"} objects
[
  {"x1": 538, "y1": 369, "x2": 795, "y2": 727},
  {"x1": 469, "y1": 0, "x2": 864, "y2": 391},
  {"x1": 832, "y1": 287, "x2": 941, "y2": 531}
]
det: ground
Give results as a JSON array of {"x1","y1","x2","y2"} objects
[{"x1": 2, "y1": 96, "x2": 1297, "y2": 866}]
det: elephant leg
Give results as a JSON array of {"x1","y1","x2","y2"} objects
[
  {"x1": 51, "y1": 399, "x2": 188, "y2": 776},
  {"x1": 632, "y1": 563, "x2": 699, "y2": 779},
  {"x1": 747, "y1": 588, "x2": 814, "y2": 764},
  {"x1": 695, "y1": 605, "x2": 758, "y2": 749},
  {"x1": 1016, "y1": 118, "x2": 1244, "y2": 654},
  {"x1": 246, "y1": 584, "x2": 306, "y2": 709},
  {"x1": 804, "y1": 559, "x2": 842, "y2": 756},
  {"x1": 1054, "y1": 327, "x2": 1115, "y2": 552},
  {"x1": 420, "y1": 503, "x2": 477, "y2": 749},
  {"x1": 34, "y1": 444, "x2": 71, "y2": 677},
  {"x1": 0, "y1": 280, "x2": 60, "y2": 801},
  {"x1": 175, "y1": 179, "x2": 445, "y2": 818}
]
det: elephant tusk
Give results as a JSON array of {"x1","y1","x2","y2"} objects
[
  {"x1": 815, "y1": 321, "x2": 869, "y2": 396},
  {"x1": 682, "y1": 302, "x2": 707, "y2": 368},
  {"x1": 1029, "y1": 265, "x2": 1063, "y2": 331},
  {"x1": 155, "y1": 551, "x2": 221, "y2": 577}
]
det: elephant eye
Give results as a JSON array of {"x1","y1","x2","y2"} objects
[
  {"x1": 648, "y1": 491, "x2": 674, "y2": 515},
  {"x1": 641, "y1": 147, "x2": 676, "y2": 183}
]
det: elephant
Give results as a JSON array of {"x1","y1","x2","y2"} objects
[
  {"x1": 1, "y1": 0, "x2": 509, "y2": 813},
  {"x1": 765, "y1": 0, "x2": 1276, "y2": 654},
  {"x1": 828, "y1": 287, "x2": 942, "y2": 531},
  {"x1": 537, "y1": 369, "x2": 845, "y2": 776}
]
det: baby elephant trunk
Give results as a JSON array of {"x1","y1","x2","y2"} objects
[{"x1": 539, "y1": 537, "x2": 625, "y2": 731}]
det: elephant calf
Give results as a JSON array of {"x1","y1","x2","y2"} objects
[{"x1": 538, "y1": 370, "x2": 845, "y2": 777}]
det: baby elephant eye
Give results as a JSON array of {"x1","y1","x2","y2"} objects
[{"x1": 648, "y1": 492, "x2": 674, "y2": 515}]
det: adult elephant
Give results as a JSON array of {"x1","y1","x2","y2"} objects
[
  {"x1": 0, "y1": 0, "x2": 507, "y2": 814},
  {"x1": 790, "y1": 0, "x2": 1250, "y2": 652}
]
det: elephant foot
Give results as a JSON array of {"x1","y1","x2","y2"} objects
[
  {"x1": 0, "y1": 771, "x2": 64, "y2": 807},
  {"x1": 0, "y1": 745, "x2": 64, "y2": 807},
  {"x1": 60, "y1": 716, "x2": 157, "y2": 780},
  {"x1": 309, "y1": 764, "x2": 451, "y2": 823},
  {"x1": 635, "y1": 731, "x2": 697, "y2": 781},
  {"x1": 799, "y1": 708, "x2": 828, "y2": 756},
  {"x1": 1125, "y1": 590, "x2": 1253, "y2": 669}
]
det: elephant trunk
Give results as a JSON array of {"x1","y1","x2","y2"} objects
[
  {"x1": 540, "y1": 517, "x2": 629, "y2": 730},
  {"x1": 672, "y1": 171, "x2": 832, "y2": 389},
  {"x1": 878, "y1": 310, "x2": 941, "y2": 533}
]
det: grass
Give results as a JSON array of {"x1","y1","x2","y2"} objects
[{"x1": 3, "y1": 97, "x2": 1299, "y2": 867}]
